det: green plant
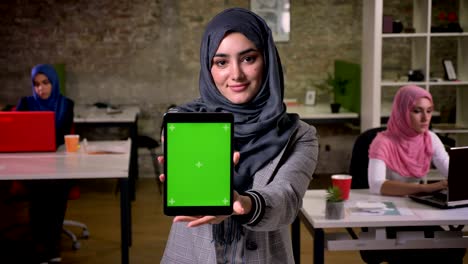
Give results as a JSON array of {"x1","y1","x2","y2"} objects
[
  {"x1": 326, "y1": 186, "x2": 344, "y2": 203},
  {"x1": 314, "y1": 73, "x2": 349, "y2": 103}
]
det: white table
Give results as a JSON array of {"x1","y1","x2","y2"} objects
[
  {"x1": 0, "y1": 140, "x2": 131, "y2": 264},
  {"x1": 287, "y1": 103, "x2": 359, "y2": 124},
  {"x1": 74, "y1": 105, "x2": 140, "y2": 124},
  {"x1": 292, "y1": 189, "x2": 468, "y2": 264},
  {"x1": 287, "y1": 103, "x2": 440, "y2": 126},
  {"x1": 74, "y1": 105, "x2": 140, "y2": 200}
]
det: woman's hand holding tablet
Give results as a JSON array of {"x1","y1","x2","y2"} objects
[{"x1": 159, "y1": 135, "x2": 251, "y2": 227}]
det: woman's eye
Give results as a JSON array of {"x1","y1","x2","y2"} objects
[
  {"x1": 214, "y1": 60, "x2": 227, "y2": 67},
  {"x1": 243, "y1": 55, "x2": 255, "y2": 63}
]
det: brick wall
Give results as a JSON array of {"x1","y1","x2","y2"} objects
[
  {"x1": 0, "y1": 0, "x2": 457, "y2": 174},
  {"x1": 0, "y1": 0, "x2": 363, "y2": 132},
  {"x1": 0, "y1": 0, "x2": 365, "y2": 174}
]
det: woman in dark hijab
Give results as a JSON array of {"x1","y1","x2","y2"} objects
[
  {"x1": 16, "y1": 64, "x2": 74, "y2": 263},
  {"x1": 17, "y1": 64, "x2": 74, "y2": 147},
  {"x1": 161, "y1": 8, "x2": 318, "y2": 263}
]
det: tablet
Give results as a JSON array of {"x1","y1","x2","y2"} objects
[{"x1": 163, "y1": 112, "x2": 234, "y2": 216}]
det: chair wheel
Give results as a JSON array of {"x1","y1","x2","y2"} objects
[
  {"x1": 81, "y1": 229, "x2": 90, "y2": 239},
  {"x1": 72, "y1": 241, "x2": 81, "y2": 250}
]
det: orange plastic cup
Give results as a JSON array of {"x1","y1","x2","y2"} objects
[
  {"x1": 331, "y1": 174, "x2": 352, "y2": 200},
  {"x1": 65, "y1": 135, "x2": 80, "y2": 152}
]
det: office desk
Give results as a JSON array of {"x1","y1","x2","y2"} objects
[
  {"x1": 287, "y1": 103, "x2": 440, "y2": 126},
  {"x1": 74, "y1": 105, "x2": 140, "y2": 200},
  {"x1": 0, "y1": 140, "x2": 131, "y2": 264},
  {"x1": 287, "y1": 104, "x2": 359, "y2": 124},
  {"x1": 292, "y1": 189, "x2": 468, "y2": 264},
  {"x1": 74, "y1": 106, "x2": 140, "y2": 124}
]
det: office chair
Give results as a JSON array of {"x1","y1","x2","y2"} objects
[
  {"x1": 347, "y1": 127, "x2": 390, "y2": 263},
  {"x1": 349, "y1": 126, "x2": 386, "y2": 189},
  {"x1": 62, "y1": 185, "x2": 89, "y2": 250},
  {"x1": 138, "y1": 135, "x2": 162, "y2": 194},
  {"x1": 3, "y1": 180, "x2": 89, "y2": 252},
  {"x1": 59, "y1": 125, "x2": 89, "y2": 250},
  {"x1": 344, "y1": 127, "x2": 385, "y2": 241}
]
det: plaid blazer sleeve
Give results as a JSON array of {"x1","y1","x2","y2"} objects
[{"x1": 246, "y1": 121, "x2": 318, "y2": 231}]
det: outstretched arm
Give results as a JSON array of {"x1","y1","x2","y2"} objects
[{"x1": 369, "y1": 158, "x2": 447, "y2": 196}]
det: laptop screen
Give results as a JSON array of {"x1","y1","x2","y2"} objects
[
  {"x1": 447, "y1": 146, "x2": 468, "y2": 204},
  {"x1": 0, "y1": 111, "x2": 56, "y2": 152}
]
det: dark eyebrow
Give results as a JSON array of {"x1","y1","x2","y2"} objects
[
  {"x1": 213, "y1": 48, "x2": 259, "y2": 58},
  {"x1": 413, "y1": 105, "x2": 433, "y2": 110}
]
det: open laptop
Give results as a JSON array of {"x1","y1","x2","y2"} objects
[
  {"x1": 409, "y1": 146, "x2": 468, "y2": 209},
  {"x1": 0, "y1": 111, "x2": 56, "y2": 152}
]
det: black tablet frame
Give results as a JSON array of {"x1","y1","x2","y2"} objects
[{"x1": 163, "y1": 112, "x2": 234, "y2": 216}]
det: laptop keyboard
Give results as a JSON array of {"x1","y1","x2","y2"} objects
[{"x1": 431, "y1": 191, "x2": 448, "y2": 203}]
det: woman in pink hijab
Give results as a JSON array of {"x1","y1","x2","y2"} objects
[
  {"x1": 368, "y1": 85, "x2": 448, "y2": 196},
  {"x1": 365, "y1": 85, "x2": 466, "y2": 264}
]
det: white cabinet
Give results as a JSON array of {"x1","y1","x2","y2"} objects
[{"x1": 361, "y1": 0, "x2": 468, "y2": 141}]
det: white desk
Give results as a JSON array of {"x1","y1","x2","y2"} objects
[
  {"x1": 74, "y1": 105, "x2": 140, "y2": 200},
  {"x1": 287, "y1": 103, "x2": 359, "y2": 124},
  {"x1": 74, "y1": 105, "x2": 140, "y2": 124},
  {"x1": 292, "y1": 189, "x2": 468, "y2": 264},
  {"x1": 0, "y1": 140, "x2": 131, "y2": 264},
  {"x1": 288, "y1": 103, "x2": 440, "y2": 126},
  {"x1": 432, "y1": 123, "x2": 468, "y2": 134}
]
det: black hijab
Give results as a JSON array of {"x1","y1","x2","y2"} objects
[{"x1": 177, "y1": 8, "x2": 299, "y2": 193}]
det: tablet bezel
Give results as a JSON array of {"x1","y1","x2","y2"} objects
[{"x1": 163, "y1": 112, "x2": 234, "y2": 216}]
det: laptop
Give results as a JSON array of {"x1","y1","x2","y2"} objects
[
  {"x1": 409, "y1": 146, "x2": 468, "y2": 209},
  {"x1": 0, "y1": 111, "x2": 56, "y2": 152}
]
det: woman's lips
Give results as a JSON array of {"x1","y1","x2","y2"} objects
[{"x1": 229, "y1": 84, "x2": 248, "y2": 92}]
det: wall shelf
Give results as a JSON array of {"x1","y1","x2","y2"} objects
[{"x1": 362, "y1": 0, "x2": 468, "y2": 144}]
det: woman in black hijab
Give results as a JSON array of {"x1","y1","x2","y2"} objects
[{"x1": 161, "y1": 8, "x2": 318, "y2": 263}]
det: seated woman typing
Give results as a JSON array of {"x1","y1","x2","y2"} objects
[
  {"x1": 368, "y1": 85, "x2": 448, "y2": 196},
  {"x1": 366, "y1": 85, "x2": 465, "y2": 264}
]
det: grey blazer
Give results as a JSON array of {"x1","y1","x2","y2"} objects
[{"x1": 161, "y1": 121, "x2": 318, "y2": 263}]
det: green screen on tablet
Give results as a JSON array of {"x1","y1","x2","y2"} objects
[{"x1": 163, "y1": 112, "x2": 233, "y2": 216}]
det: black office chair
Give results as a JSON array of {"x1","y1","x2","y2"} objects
[
  {"x1": 138, "y1": 135, "x2": 162, "y2": 194},
  {"x1": 62, "y1": 125, "x2": 89, "y2": 250},
  {"x1": 345, "y1": 127, "x2": 385, "y2": 241},
  {"x1": 349, "y1": 127, "x2": 386, "y2": 189},
  {"x1": 62, "y1": 185, "x2": 89, "y2": 250},
  {"x1": 348, "y1": 127, "x2": 466, "y2": 264}
]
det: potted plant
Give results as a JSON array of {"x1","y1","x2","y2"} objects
[
  {"x1": 314, "y1": 73, "x2": 349, "y2": 113},
  {"x1": 325, "y1": 186, "x2": 345, "y2": 219}
]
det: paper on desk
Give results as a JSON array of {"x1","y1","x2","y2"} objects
[
  {"x1": 356, "y1": 201, "x2": 386, "y2": 210},
  {"x1": 106, "y1": 106, "x2": 123, "y2": 114},
  {"x1": 83, "y1": 140, "x2": 127, "y2": 154},
  {"x1": 347, "y1": 201, "x2": 413, "y2": 216}
]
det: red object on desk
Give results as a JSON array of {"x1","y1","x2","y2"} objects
[
  {"x1": 331, "y1": 174, "x2": 352, "y2": 200},
  {"x1": 0, "y1": 111, "x2": 56, "y2": 152}
]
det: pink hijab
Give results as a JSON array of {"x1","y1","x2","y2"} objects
[{"x1": 369, "y1": 85, "x2": 433, "y2": 178}]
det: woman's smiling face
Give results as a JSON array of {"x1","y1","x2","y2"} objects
[{"x1": 210, "y1": 32, "x2": 264, "y2": 104}]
